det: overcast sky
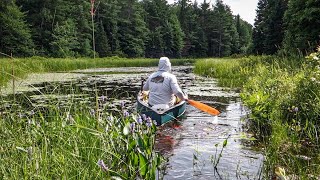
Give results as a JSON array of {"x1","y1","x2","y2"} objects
[{"x1": 167, "y1": 0, "x2": 258, "y2": 25}]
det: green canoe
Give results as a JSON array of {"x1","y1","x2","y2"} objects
[{"x1": 137, "y1": 92, "x2": 187, "y2": 126}]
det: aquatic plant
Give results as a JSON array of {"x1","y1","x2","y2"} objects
[
  {"x1": 0, "y1": 56, "x2": 195, "y2": 88},
  {"x1": 0, "y1": 99, "x2": 163, "y2": 179},
  {"x1": 211, "y1": 135, "x2": 230, "y2": 169},
  {"x1": 194, "y1": 52, "x2": 320, "y2": 178}
]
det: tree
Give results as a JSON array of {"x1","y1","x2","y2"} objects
[
  {"x1": 96, "y1": 0, "x2": 121, "y2": 56},
  {"x1": 211, "y1": 0, "x2": 239, "y2": 57},
  {"x1": 0, "y1": 1, "x2": 34, "y2": 56},
  {"x1": 117, "y1": 0, "x2": 148, "y2": 57},
  {"x1": 283, "y1": 0, "x2": 320, "y2": 55},
  {"x1": 50, "y1": 19, "x2": 79, "y2": 57},
  {"x1": 142, "y1": 0, "x2": 184, "y2": 58},
  {"x1": 252, "y1": 0, "x2": 268, "y2": 55},
  {"x1": 95, "y1": 21, "x2": 111, "y2": 57},
  {"x1": 264, "y1": 0, "x2": 287, "y2": 55},
  {"x1": 236, "y1": 14, "x2": 253, "y2": 54}
]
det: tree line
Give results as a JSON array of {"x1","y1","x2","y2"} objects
[
  {"x1": 0, "y1": 0, "x2": 319, "y2": 58},
  {"x1": 0, "y1": 0, "x2": 252, "y2": 58},
  {"x1": 253, "y1": 0, "x2": 320, "y2": 56}
]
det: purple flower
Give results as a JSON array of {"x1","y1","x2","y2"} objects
[
  {"x1": 130, "y1": 123, "x2": 135, "y2": 132},
  {"x1": 146, "y1": 117, "x2": 152, "y2": 123},
  {"x1": 123, "y1": 111, "x2": 130, "y2": 117},
  {"x1": 18, "y1": 113, "x2": 24, "y2": 118},
  {"x1": 293, "y1": 107, "x2": 299, "y2": 112},
  {"x1": 153, "y1": 120, "x2": 157, "y2": 126},
  {"x1": 121, "y1": 101, "x2": 125, "y2": 108},
  {"x1": 100, "y1": 95, "x2": 107, "y2": 102},
  {"x1": 97, "y1": 159, "x2": 108, "y2": 172},
  {"x1": 30, "y1": 110, "x2": 35, "y2": 116},
  {"x1": 141, "y1": 114, "x2": 147, "y2": 121},
  {"x1": 146, "y1": 117, "x2": 152, "y2": 127},
  {"x1": 136, "y1": 115, "x2": 143, "y2": 124}
]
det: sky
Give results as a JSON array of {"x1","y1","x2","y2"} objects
[{"x1": 167, "y1": 0, "x2": 259, "y2": 25}]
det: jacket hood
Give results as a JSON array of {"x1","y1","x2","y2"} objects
[{"x1": 158, "y1": 57, "x2": 171, "y2": 72}]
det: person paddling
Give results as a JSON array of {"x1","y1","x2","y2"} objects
[{"x1": 142, "y1": 57, "x2": 188, "y2": 107}]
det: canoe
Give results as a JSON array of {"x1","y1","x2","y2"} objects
[{"x1": 136, "y1": 92, "x2": 187, "y2": 126}]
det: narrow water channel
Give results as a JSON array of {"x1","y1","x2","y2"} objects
[
  {"x1": 158, "y1": 76, "x2": 264, "y2": 179},
  {"x1": 0, "y1": 66, "x2": 264, "y2": 179}
]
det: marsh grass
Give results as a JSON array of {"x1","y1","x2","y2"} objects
[
  {"x1": 0, "y1": 56, "x2": 195, "y2": 88},
  {"x1": 193, "y1": 58, "x2": 252, "y2": 88},
  {"x1": 0, "y1": 92, "x2": 163, "y2": 179},
  {"x1": 194, "y1": 54, "x2": 320, "y2": 178}
]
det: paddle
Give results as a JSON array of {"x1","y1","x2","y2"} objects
[{"x1": 187, "y1": 99, "x2": 220, "y2": 116}]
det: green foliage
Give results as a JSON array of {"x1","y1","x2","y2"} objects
[
  {"x1": 0, "y1": 99, "x2": 163, "y2": 179},
  {"x1": 0, "y1": 57, "x2": 195, "y2": 88},
  {"x1": 194, "y1": 53, "x2": 320, "y2": 178},
  {"x1": 8, "y1": 0, "x2": 254, "y2": 58},
  {"x1": 117, "y1": 0, "x2": 148, "y2": 57},
  {"x1": 235, "y1": 15, "x2": 253, "y2": 54},
  {"x1": 281, "y1": 47, "x2": 320, "y2": 141},
  {"x1": 51, "y1": 19, "x2": 79, "y2": 57},
  {"x1": 0, "y1": 1, "x2": 34, "y2": 56},
  {"x1": 283, "y1": 0, "x2": 320, "y2": 55},
  {"x1": 252, "y1": 0, "x2": 288, "y2": 55},
  {"x1": 193, "y1": 57, "x2": 252, "y2": 88},
  {"x1": 95, "y1": 21, "x2": 111, "y2": 57}
]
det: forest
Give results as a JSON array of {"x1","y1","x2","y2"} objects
[
  {"x1": 1, "y1": 0, "x2": 319, "y2": 58},
  {"x1": 0, "y1": 0, "x2": 308, "y2": 58}
]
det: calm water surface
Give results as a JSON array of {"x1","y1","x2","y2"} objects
[{"x1": 0, "y1": 66, "x2": 264, "y2": 180}]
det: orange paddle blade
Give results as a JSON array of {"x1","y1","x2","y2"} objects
[{"x1": 187, "y1": 99, "x2": 220, "y2": 116}]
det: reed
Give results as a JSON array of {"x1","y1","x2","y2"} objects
[{"x1": 0, "y1": 56, "x2": 195, "y2": 88}]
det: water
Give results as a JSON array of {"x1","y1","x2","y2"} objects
[
  {"x1": 0, "y1": 66, "x2": 264, "y2": 179},
  {"x1": 159, "y1": 76, "x2": 264, "y2": 179}
]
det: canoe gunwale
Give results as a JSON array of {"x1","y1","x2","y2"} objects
[{"x1": 136, "y1": 92, "x2": 187, "y2": 126}]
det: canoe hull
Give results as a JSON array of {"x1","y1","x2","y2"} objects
[{"x1": 137, "y1": 94, "x2": 186, "y2": 126}]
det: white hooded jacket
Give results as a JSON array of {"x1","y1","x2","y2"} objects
[{"x1": 143, "y1": 57, "x2": 185, "y2": 106}]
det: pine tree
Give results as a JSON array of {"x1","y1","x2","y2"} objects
[
  {"x1": 0, "y1": 1, "x2": 34, "y2": 56},
  {"x1": 191, "y1": 1, "x2": 210, "y2": 57},
  {"x1": 72, "y1": 1, "x2": 92, "y2": 57},
  {"x1": 211, "y1": 0, "x2": 239, "y2": 57},
  {"x1": 252, "y1": 0, "x2": 268, "y2": 55},
  {"x1": 168, "y1": 12, "x2": 184, "y2": 58},
  {"x1": 97, "y1": 0, "x2": 121, "y2": 55},
  {"x1": 142, "y1": 0, "x2": 185, "y2": 58},
  {"x1": 236, "y1": 15, "x2": 253, "y2": 54},
  {"x1": 283, "y1": 0, "x2": 320, "y2": 55},
  {"x1": 95, "y1": 21, "x2": 111, "y2": 57},
  {"x1": 264, "y1": 0, "x2": 287, "y2": 55},
  {"x1": 117, "y1": 0, "x2": 148, "y2": 57},
  {"x1": 50, "y1": 19, "x2": 79, "y2": 57}
]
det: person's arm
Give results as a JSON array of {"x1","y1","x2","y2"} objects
[
  {"x1": 143, "y1": 77, "x2": 149, "y2": 91},
  {"x1": 170, "y1": 76, "x2": 188, "y2": 101}
]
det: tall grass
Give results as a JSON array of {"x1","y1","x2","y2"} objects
[
  {"x1": 0, "y1": 56, "x2": 195, "y2": 88},
  {"x1": 0, "y1": 95, "x2": 163, "y2": 179},
  {"x1": 193, "y1": 57, "x2": 254, "y2": 88},
  {"x1": 193, "y1": 53, "x2": 320, "y2": 179}
]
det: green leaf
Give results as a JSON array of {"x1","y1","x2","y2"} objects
[
  {"x1": 139, "y1": 153, "x2": 148, "y2": 177},
  {"x1": 128, "y1": 139, "x2": 136, "y2": 152},
  {"x1": 223, "y1": 139, "x2": 228, "y2": 148}
]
